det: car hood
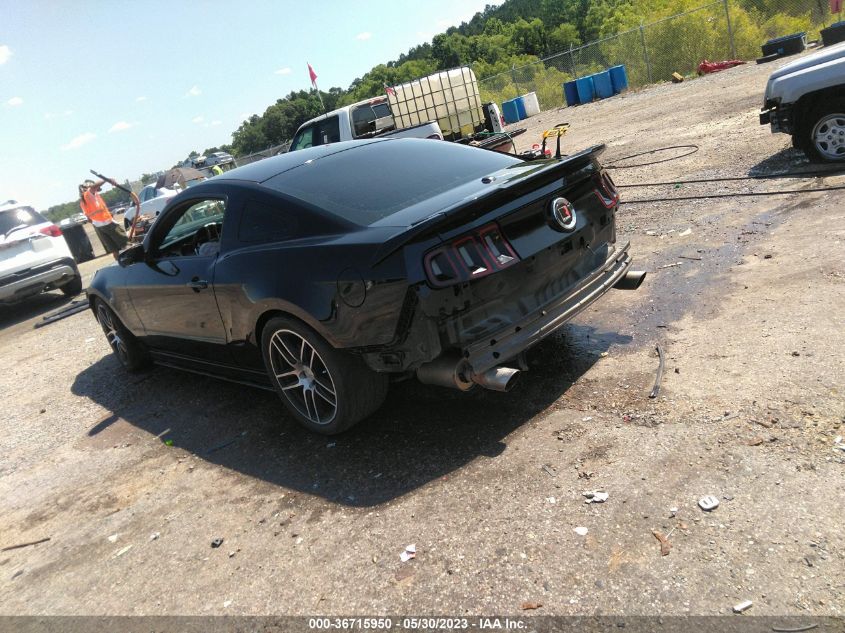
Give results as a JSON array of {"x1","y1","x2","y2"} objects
[{"x1": 768, "y1": 41, "x2": 845, "y2": 81}]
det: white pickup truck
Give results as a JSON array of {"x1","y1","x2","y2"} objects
[
  {"x1": 289, "y1": 96, "x2": 443, "y2": 152},
  {"x1": 760, "y1": 41, "x2": 845, "y2": 162}
]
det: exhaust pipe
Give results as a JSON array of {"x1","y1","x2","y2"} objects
[
  {"x1": 416, "y1": 355, "x2": 521, "y2": 392},
  {"x1": 471, "y1": 366, "x2": 521, "y2": 392},
  {"x1": 614, "y1": 270, "x2": 647, "y2": 290},
  {"x1": 416, "y1": 354, "x2": 474, "y2": 391}
]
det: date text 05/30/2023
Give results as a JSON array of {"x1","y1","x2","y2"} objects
[{"x1": 308, "y1": 617, "x2": 527, "y2": 630}]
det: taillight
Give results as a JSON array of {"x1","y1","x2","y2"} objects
[
  {"x1": 424, "y1": 223, "x2": 519, "y2": 288},
  {"x1": 40, "y1": 225, "x2": 63, "y2": 237},
  {"x1": 593, "y1": 171, "x2": 619, "y2": 208}
]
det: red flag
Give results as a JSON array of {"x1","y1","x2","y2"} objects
[
  {"x1": 383, "y1": 82, "x2": 396, "y2": 96},
  {"x1": 307, "y1": 63, "x2": 318, "y2": 89},
  {"x1": 832, "y1": 0, "x2": 842, "y2": 13}
]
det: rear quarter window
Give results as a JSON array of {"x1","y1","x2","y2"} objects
[{"x1": 237, "y1": 199, "x2": 299, "y2": 243}]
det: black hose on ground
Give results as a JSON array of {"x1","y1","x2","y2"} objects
[
  {"x1": 617, "y1": 166, "x2": 845, "y2": 188},
  {"x1": 604, "y1": 145, "x2": 700, "y2": 169},
  {"x1": 620, "y1": 184, "x2": 845, "y2": 204}
]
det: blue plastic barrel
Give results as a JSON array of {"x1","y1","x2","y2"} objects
[
  {"x1": 609, "y1": 65, "x2": 628, "y2": 93},
  {"x1": 575, "y1": 76, "x2": 595, "y2": 104},
  {"x1": 501, "y1": 99, "x2": 520, "y2": 124},
  {"x1": 514, "y1": 96, "x2": 527, "y2": 120},
  {"x1": 593, "y1": 71, "x2": 614, "y2": 99},
  {"x1": 563, "y1": 80, "x2": 579, "y2": 106}
]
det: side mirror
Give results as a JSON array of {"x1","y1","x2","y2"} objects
[{"x1": 118, "y1": 243, "x2": 145, "y2": 267}]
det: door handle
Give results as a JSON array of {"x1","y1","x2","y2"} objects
[{"x1": 187, "y1": 278, "x2": 208, "y2": 291}]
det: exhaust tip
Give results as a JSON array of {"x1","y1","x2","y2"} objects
[
  {"x1": 472, "y1": 366, "x2": 521, "y2": 392},
  {"x1": 615, "y1": 270, "x2": 647, "y2": 291}
]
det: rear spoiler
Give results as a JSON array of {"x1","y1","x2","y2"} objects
[{"x1": 370, "y1": 144, "x2": 606, "y2": 266}]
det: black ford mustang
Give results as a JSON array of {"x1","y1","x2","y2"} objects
[{"x1": 88, "y1": 138, "x2": 644, "y2": 434}]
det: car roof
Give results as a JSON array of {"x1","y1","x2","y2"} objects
[{"x1": 211, "y1": 139, "x2": 385, "y2": 184}]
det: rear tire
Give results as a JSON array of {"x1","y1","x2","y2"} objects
[
  {"x1": 61, "y1": 274, "x2": 83, "y2": 297},
  {"x1": 800, "y1": 99, "x2": 845, "y2": 163},
  {"x1": 94, "y1": 299, "x2": 150, "y2": 372},
  {"x1": 261, "y1": 316, "x2": 388, "y2": 435}
]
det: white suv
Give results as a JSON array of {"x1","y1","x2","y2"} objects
[{"x1": 0, "y1": 202, "x2": 83, "y2": 303}]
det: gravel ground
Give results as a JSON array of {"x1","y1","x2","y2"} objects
[{"x1": 1, "y1": 54, "x2": 843, "y2": 618}]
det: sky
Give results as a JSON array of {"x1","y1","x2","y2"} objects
[{"x1": 0, "y1": 0, "x2": 492, "y2": 211}]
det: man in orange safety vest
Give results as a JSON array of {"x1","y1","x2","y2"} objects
[{"x1": 78, "y1": 178, "x2": 128, "y2": 260}]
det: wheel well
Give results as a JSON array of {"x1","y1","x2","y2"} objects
[
  {"x1": 795, "y1": 86, "x2": 845, "y2": 126},
  {"x1": 254, "y1": 309, "x2": 323, "y2": 351}
]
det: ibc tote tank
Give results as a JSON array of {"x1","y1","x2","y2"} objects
[{"x1": 387, "y1": 67, "x2": 485, "y2": 141}]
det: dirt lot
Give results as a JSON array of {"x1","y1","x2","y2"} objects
[{"x1": 1, "y1": 55, "x2": 843, "y2": 618}]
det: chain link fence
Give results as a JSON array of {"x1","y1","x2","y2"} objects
[{"x1": 478, "y1": 0, "x2": 838, "y2": 112}]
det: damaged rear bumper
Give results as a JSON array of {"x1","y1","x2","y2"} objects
[{"x1": 464, "y1": 241, "x2": 635, "y2": 375}]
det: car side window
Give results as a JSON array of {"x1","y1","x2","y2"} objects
[
  {"x1": 290, "y1": 126, "x2": 314, "y2": 151},
  {"x1": 238, "y1": 199, "x2": 299, "y2": 243},
  {"x1": 315, "y1": 116, "x2": 340, "y2": 145},
  {"x1": 155, "y1": 198, "x2": 227, "y2": 258},
  {"x1": 352, "y1": 105, "x2": 376, "y2": 138}
]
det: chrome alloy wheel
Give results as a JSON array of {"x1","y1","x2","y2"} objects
[
  {"x1": 268, "y1": 329, "x2": 338, "y2": 425},
  {"x1": 97, "y1": 304, "x2": 129, "y2": 365},
  {"x1": 813, "y1": 112, "x2": 845, "y2": 161}
]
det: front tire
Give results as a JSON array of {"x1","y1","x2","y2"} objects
[
  {"x1": 94, "y1": 299, "x2": 149, "y2": 372},
  {"x1": 261, "y1": 316, "x2": 388, "y2": 435},
  {"x1": 801, "y1": 99, "x2": 845, "y2": 162}
]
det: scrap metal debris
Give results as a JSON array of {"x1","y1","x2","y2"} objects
[
  {"x1": 698, "y1": 495, "x2": 720, "y2": 511},
  {"x1": 649, "y1": 344, "x2": 665, "y2": 399},
  {"x1": 658, "y1": 262, "x2": 683, "y2": 270},
  {"x1": 1, "y1": 537, "x2": 51, "y2": 552},
  {"x1": 733, "y1": 599, "x2": 753, "y2": 613},
  {"x1": 652, "y1": 530, "x2": 672, "y2": 556},
  {"x1": 400, "y1": 544, "x2": 416, "y2": 562},
  {"x1": 211, "y1": 538, "x2": 224, "y2": 548},
  {"x1": 114, "y1": 545, "x2": 133, "y2": 558},
  {"x1": 33, "y1": 300, "x2": 89, "y2": 329}
]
